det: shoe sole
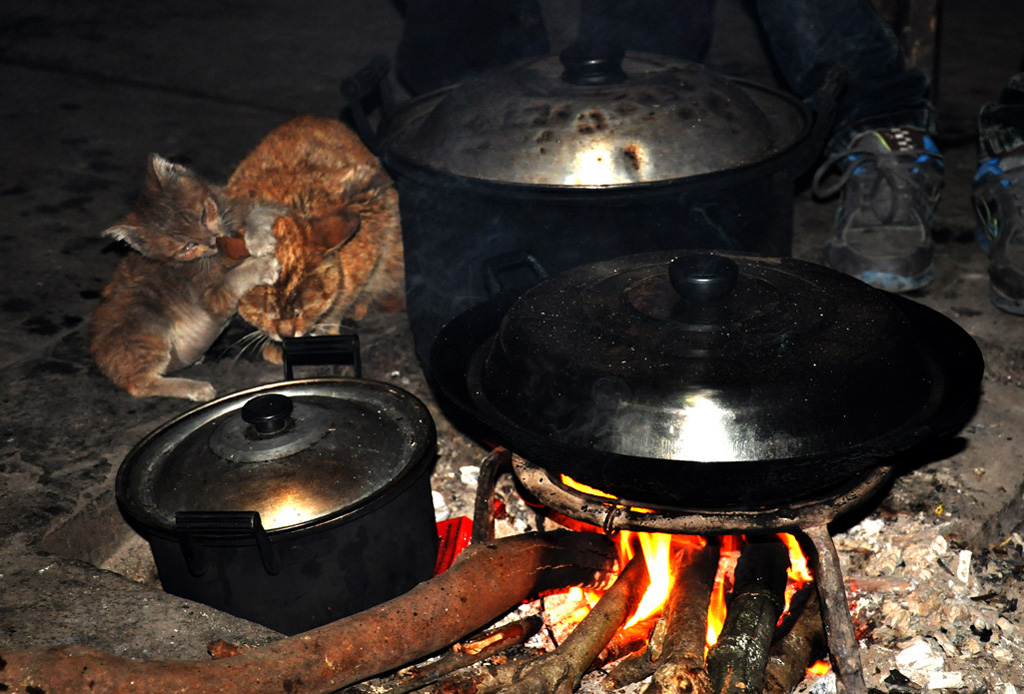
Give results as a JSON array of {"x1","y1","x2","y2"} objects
[
  {"x1": 855, "y1": 268, "x2": 935, "y2": 293},
  {"x1": 976, "y1": 223, "x2": 993, "y2": 256},
  {"x1": 990, "y1": 283, "x2": 1024, "y2": 315}
]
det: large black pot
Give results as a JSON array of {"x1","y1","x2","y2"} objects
[
  {"x1": 115, "y1": 338, "x2": 438, "y2": 635},
  {"x1": 428, "y1": 251, "x2": 984, "y2": 512},
  {"x1": 344, "y1": 46, "x2": 836, "y2": 367}
]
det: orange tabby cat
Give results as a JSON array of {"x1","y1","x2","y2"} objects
[
  {"x1": 90, "y1": 154, "x2": 280, "y2": 401},
  {"x1": 224, "y1": 114, "x2": 405, "y2": 363}
]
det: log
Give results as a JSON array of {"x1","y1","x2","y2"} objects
[
  {"x1": 501, "y1": 552, "x2": 651, "y2": 694},
  {"x1": 0, "y1": 531, "x2": 614, "y2": 694},
  {"x1": 705, "y1": 537, "x2": 790, "y2": 694},
  {"x1": 763, "y1": 586, "x2": 827, "y2": 694},
  {"x1": 416, "y1": 553, "x2": 651, "y2": 694},
  {"x1": 356, "y1": 616, "x2": 544, "y2": 694},
  {"x1": 602, "y1": 645, "x2": 658, "y2": 691},
  {"x1": 644, "y1": 539, "x2": 722, "y2": 694},
  {"x1": 590, "y1": 615, "x2": 659, "y2": 671}
]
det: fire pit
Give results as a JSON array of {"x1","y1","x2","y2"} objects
[
  {"x1": 474, "y1": 449, "x2": 892, "y2": 694},
  {"x1": 425, "y1": 250, "x2": 985, "y2": 694}
]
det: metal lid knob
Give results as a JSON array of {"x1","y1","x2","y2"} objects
[
  {"x1": 669, "y1": 253, "x2": 739, "y2": 303},
  {"x1": 560, "y1": 42, "x2": 627, "y2": 85},
  {"x1": 241, "y1": 394, "x2": 294, "y2": 435}
]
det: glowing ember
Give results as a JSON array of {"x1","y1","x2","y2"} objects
[{"x1": 808, "y1": 660, "x2": 832, "y2": 676}]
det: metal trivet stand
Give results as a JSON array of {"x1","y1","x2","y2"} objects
[{"x1": 474, "y1": 449, "x2": 893, "y2": 694}]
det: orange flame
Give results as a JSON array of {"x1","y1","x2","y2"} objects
[
  {"x1": 549, "y1": 477, "x2": 818, "y2": 656},
  {"x1": 808, "y1": 660, "x2": 832, "y2": 677},
  {"x1": 776, "y1": 532, "x2": 814, "y2": 623},
  {"x1": 615, "y1": 531, "x2": 707, "y2": 628},
  {"x1": 560, "y1": 474, "x2": 656, "y2": 514}
]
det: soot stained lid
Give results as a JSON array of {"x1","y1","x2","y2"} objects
[{"x1": 384, "y1": 43, "x2": 808, "y2": 187}]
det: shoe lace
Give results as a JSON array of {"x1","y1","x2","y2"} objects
[{"x1": 812, "y1": 146, "x2": 943, "y2": 224}]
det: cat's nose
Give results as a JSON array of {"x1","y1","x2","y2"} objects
[{"x1": 277, "y1": 320, "x2": 295, "y2": 338}]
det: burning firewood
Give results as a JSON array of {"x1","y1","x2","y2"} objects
[
  {"x1": 501, "y1": 553, "x2": 651, "y2": 694},
  {"x1": 349, "y1": 616, "x2": 545, "y2": 694},
  {"x1": 705, "y1": 537, "x2": 790, "y2": 694},
  {"x1": 644, "y1": 539, "x2": 722, "y2": 694},
  {"x1": 763, "y1": 586, "x2": 827, "y2": 694},
  {"x1": 0, "y1": 531, "x2": 614, "y2": 694},
  {"x1": 415, "y1": 553, "x2": 651, "y2": 694},
  {"x1": 589, "y1": 615, "x2": 660, "y2": 671}
]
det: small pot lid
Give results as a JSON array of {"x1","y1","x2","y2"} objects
[
  {"x1": 116, "y1": 379, "x2": 436, "y2": 533},
  {"x1": 384, "y1": 43, "x2": 808, "y2": 187},
  {"x1": 471, "y1": 251, "x2": 961, "y2": 463}
]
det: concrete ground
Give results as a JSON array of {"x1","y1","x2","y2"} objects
[{"x1": 1, "y1": 0, "x2": 1024, "y2": 687}]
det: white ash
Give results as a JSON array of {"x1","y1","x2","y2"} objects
[{"x1": 836, "y1": 513, "x2": 1024, "y2": 692}]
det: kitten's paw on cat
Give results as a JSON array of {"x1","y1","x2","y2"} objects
[
  {"x1": 244, "y1": 204, "x2": 289, "y2": 257},
  {"x1": 128, "y1": 376, "x2": 217, "y2": 401},
  {"x1": 262, "y1": 341, "x2": 284, "y2": 364},
  {"x1": 252, "y1": 256, "x2": 281, "y2": 286}
]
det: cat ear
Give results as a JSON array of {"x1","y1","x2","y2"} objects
[
  {"x1": 147, "y1": 153, "x2": 188, "y2": 187},
  {"x1": 312, "y1": 210, "x2": 361, "y2": 250},
  {"x1": 102, "y1": 224, "x2": 151, "y2": 253}
]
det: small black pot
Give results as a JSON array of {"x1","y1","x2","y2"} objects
[{"x1": 115, "y1": 338, "x2": 438, "y2": 635}]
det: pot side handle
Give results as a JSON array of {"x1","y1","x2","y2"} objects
[
  {"x1": 340, "y1": 55, "x2": 393, "y2": 155},
  {"x1": 483, "y1": 251, "x2": 548, "y2": 297},
  {"x1": 175, "y1": 511, "x2": 280, "y2": 577},
  {"x1": 281, "y1": 334, "x2": 363, "y2": 380}
]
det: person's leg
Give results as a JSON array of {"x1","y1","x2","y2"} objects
[
  {"x1": 395, "y1": 0, "x2": 549, "y2": 95},
  {"x1": 577, "y1": 0, "x2": 714, "y2": 63},
  {"x1": 757, "y1": 0, "x2": 943, "y2": 292},
  {"x1": 973, "y1": 73, "x2": 1024, "y2": 313},
  {"x1": 754, "y1": 0, "x2": 933, "y2": 149}
]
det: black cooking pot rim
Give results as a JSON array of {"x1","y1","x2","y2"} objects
[{"x1": 115, "y1": 378, "x2": 438, "y2": 540}]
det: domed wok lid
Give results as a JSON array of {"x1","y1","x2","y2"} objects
[
  {"x1": 116, "y1": 379, "x2": 436, "y2": 534},
  {"x1": 383, "y1": 43, "x2": 810, "y2": 187},
  {"x1": 466, "y1": 252, "x2": 983, "y2": 467}
]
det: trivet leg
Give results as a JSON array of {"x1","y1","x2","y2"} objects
[
  {"x1": 804, "y1": 523, "x2": 867, "y2": 694},
  {"x1": 472, "y1": 447, "x2": 511, "y2": 543}
]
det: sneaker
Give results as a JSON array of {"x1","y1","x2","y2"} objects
[
  {"x1": 973, "y1": 146, "x2": 1024, "y2": 314},
  {"x1": 812, "y1": 128, "x2": 945, "y2": 292}
]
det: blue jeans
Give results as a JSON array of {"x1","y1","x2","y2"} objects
[
  {"x1": 752, "y1": 0, "x2": 934, "y2": 153},
  {"x1": 978, "y1": 73, "x2": 1024, "y2": 159}
]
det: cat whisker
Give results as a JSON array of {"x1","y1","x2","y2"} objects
[{"x1": 223, "y1": 329, "x2": 267, "y2": 364}]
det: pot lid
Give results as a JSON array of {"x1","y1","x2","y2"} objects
[
  {"x1": 116, "y1": 379, "x2": 436, "y2": 533},
  {"x1": 471, "y1": 251, "x2": 960, "y2": 463},
  {"x1": 383, "y1": 43, "x2": 808, "y2": 187}
]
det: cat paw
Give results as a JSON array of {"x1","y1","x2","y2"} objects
[
  {"x1": 186, "y1": 382, "x2": 218, "y2": 402},
  {"x1": 252, "y1": 256, "x2": 281, "y2": 286},
  {"x1": 244, "y1": 204, "x2": 289, "y2": 257},
  {"x1": 262, "y1": 341, "x2": 284, "y2": 365}
]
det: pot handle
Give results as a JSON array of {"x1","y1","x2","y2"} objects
[
  {"x1": 281, "y1": 334, "x2": 362, "y2": 380},
  {"x1": 340, "y1": 55, "x2": 393, "y2": 155},
  {"x1": 174, "y1": 511, "x2": 280, "y2": 577},
  {"x1": 483, "y1": 251, "x2": 548, "y2": 297}
]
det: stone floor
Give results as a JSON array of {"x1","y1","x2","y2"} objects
[{"x1": 1, "y1": 0, "x2": 1024, "y2": 689}]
